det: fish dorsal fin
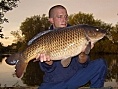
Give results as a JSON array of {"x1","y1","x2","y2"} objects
[
  {"x1": 28, "y1": 30, "x2": 52, "y2": 45},
  {"x1": 61, "y1": 58, "x2": 72, "y2": 67}
]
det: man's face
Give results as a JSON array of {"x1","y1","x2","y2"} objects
[{"x1": 49, "y1": 8, "x2": 68, "y2": 28}]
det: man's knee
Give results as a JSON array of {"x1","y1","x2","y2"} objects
[
  {"x1": 91, "y1": 58, "x2": 107, "y2": 72},
  {"x1": 94, "y1": 58, "x2": 107, "y2": 73},
  {"x1": 96, "y1": 58, "x2": 107, "y2": 67}
]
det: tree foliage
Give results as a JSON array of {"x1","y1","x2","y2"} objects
[
  {"x1": 68, "y1": 12, "x2": 95, "y2": 25},
  {"x1": 11, "y1": 30, "x2": 24, "y2": 43},
  {"x1": 0, "y1": 42, "x2": 4, "y2": 52},
  {"x1": 11, "y1": 14, "x2": 50, "y2": 51},
  {"x1": 111, "y1": 23, "x2": 118, "y2": 43},
  {"x1": 0, "y1": 0, "x2": 19, "y2": 38},
  {"x1": 20, "y1": 14, "x2": 50, "y2": 43}
]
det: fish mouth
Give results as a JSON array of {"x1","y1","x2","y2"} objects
[{"x1": 101, "y1": 29, "x2": 107, "y2": 34}]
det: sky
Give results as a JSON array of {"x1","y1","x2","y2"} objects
[{"x1": 1, "y1": 0, "x2": 118, "y2": 46}]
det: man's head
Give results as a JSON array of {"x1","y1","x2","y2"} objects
[{"x1": 48, "y1": 5, "x2": 68, "y2": 29}]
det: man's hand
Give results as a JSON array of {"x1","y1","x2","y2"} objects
[
  {"x1": 78, "y1": 52, "x2": 88, "y2": 63},
  {"x1": 34, "y1": 53, "x2": 53, "y2": 65}
]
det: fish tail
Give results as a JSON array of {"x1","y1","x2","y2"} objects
[
  {"x1": 5, "y1": 53, "x2": 21, "y2": 65},
  {"x1": 15, "y1": 60, "x2": 28, "y2": 78}
]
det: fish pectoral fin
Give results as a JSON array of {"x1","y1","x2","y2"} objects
[
  {"x1": 61, "y1": 58, "x2": 72, "y2": 67},
  {"x1": 84, "y1": 42, "x2": 91, "y2": 54},
  {"x1": 91, "y1": 43, "x2": 94, "y2": 49},
  {"x1": 15, "y1": 60, "x2": 28, "y2": 78}
]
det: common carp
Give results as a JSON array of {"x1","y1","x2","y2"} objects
[{"x1": 5, "y1": 24, "x2": 106, "y2": 78}]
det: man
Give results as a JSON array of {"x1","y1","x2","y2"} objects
[{"x1": 31, "y1": 5, "x2": 107, "y2": 89}]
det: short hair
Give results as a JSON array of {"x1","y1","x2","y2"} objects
[{"x1": 49, "y1": 5, "x2": 67, "y2": 18}]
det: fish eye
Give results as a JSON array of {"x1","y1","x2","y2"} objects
[{"x1": 96, "y1": 29, "x2": 99, "y2": 31}]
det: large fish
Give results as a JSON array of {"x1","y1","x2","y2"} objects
[{"x1": 5, "y1": 24, "x2": 106, "y2": 78}]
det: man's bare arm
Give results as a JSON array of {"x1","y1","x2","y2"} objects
[{"x1": 78, "y1": 52, "x2": 88, "y2": 63}]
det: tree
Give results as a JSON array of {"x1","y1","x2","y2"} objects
[
  {"x1": 0, "y1": 42, "x2": 8, "y2": 53},
  {"x1": 0, "y1": 27, "x2": 4, "y2": 38},
  {"x1": 0, "y1": 0, "x2": 19, "y2": 38},
  {"x1": 20, "y1": 14, "x2": 50, "y2": 44},
  {"x1": 68, "y1": 12, "x2": 95, "y2": 25},
  {"x1": 111, "y1": 23, "x2": 118, "y2": 43},
  {"x1": 11, "y1": 30, "x2": 24, "y2": 43},
  {"x1": 12, "y1": 14, "x2": 50, "y2": 51},
  {"x1": 0, "y1": 42, "x2": 4, "y2": 52}
]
